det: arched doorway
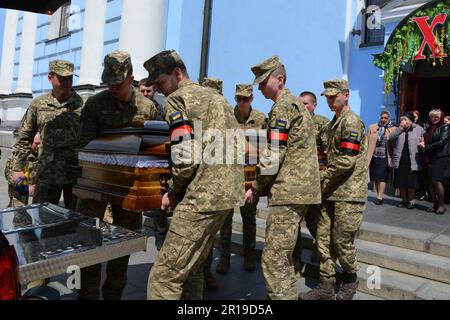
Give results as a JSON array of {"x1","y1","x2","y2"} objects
[
  {"x1": 400, "y1": 58, "x2": 450, "y2": 121},
  {"x1": 374, "y1": 0, "x2": 450, "y2": 122}
]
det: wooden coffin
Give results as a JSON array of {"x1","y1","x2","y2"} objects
[{"x1": 73, "y1": 122, "x2": 268, "y2": 212}]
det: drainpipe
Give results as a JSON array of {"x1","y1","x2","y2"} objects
[{"x1": 199, "y1": 0, "x2": 213, "y2": 83}]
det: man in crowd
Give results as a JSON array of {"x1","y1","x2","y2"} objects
[
  {"x1": 77, "y1": 51, "x2": 157, "y2": 300},
  {"x1": 139, "y1": 78, "x2": 165, "y2": 120},
  {"x1": 201, "y1": 76, "x2": 226, "y2": 292},
  {"x1": 11, "y1": 60, "x2": 83, "y2": 210},
  {"x1": 245, "y1": 56, "x2": 321, "y2": 300},
  {"x1": 145, "y1": 50, "x2": 244, "y2": 300},
  {"x1": 139, "y1": 77, "x2": 169, "y2": 250},
  {"x1": 300, "y1": 80, "x2": 368, "y2": 300},
  {"x1": 294, "y1": 91, "x2": 330, "y2": 267},
  {"x1": 216, "y1": 84, "x2": 267, "y2": 274}
]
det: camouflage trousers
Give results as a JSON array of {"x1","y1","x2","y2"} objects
[
  {"x1": 293, "y1": 204, "x2": 321, "y2": 260},
  {"x1": 148, "y1": 209, "x2": 232, "y2": 300},
  {"x1": 262, "y1": 205, "x2": 308, "y2": 300},
  {"x1": 317, "y1": 201, "x2": 365, "y2": 281},
  {"x1": 76, "y1": 199, "x2": 143, "y2": 300},
  {"x1": 219, "y1": 203, "x2": 257, "y2": 255},
  {"x1": 7, "y1": 196, "x2": 29, "y2": 208},
  {"x1": 33, "y1": 183, "x2": 76, "y2": 210},
  {"x1": 7, "y1": 184, "x2": 29, "y2": 208}
]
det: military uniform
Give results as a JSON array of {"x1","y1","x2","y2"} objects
[
  {"x1": 4, "y1": 153, "x2": 37, "y2": 208},
  {"x1": 202, "y1": 77, "x2": 223, "y2": 95},
  {"x1": 11, "y1": 60, "x2": 83, "y2": 210},
  {"x1": 200, "y1": 77, "x2": 227, "y2": 291},
  {"x1": 301, "y1": 80, "x2": 368, "y2": 301},
  {"x1": 293, "y1": 113, "x2": 330, "y2": 264},
  {"x1": 250, "y1": 56, "x2": 321, "y2": 300},
  {"x1": 145, "y1": 50, "x2": 244, "y2": 300},
  {"x1": 217, "y1": 84, "x2": 267, "y2": 273},
  {"x1": 77, "y1": 51, "x2": 157, "y2": 300}
]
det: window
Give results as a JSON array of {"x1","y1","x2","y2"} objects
[
  {"x1": 59, "y1": 2, "x2": 71, "y2": 37},
  {"x1": 47, "y1": 1, "x2": 71, "y2": 41},
  {"x1": 362, "y1": 0, "x2": 386, "y2": 46}
]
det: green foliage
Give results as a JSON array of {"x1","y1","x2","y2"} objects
[{"x1": 374, "y1": 0, "x2": 450, "y2": 93}]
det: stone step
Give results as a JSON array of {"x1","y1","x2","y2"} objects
[
  {"x1": 222, "y1": 232, "x2": 450, "y2": 300},
  {"x1": 231, "y1": 216, "x2": 450, "y2": 285},
  {"x1": 251, "y1": 208, "x2": 450, "y2": 259}
]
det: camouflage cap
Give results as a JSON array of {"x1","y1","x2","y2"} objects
[
  {"x1": 49, "y1": 60, "x2": 75, "y2": 77},
  {"x1": 235, "y1": 84, "x2": 253, "y2": 98},
  {"x1": 143, "y1": 50, "x2": 184, "y2": 86},
  {"x1": 251, "y1": 56, "x2": 283, "y2": 85},
  {"x1": 321, "y1": 79, "x2": 349, "y2": 96},
  {"x1": 101, "y1": 51, "x2": 133, "y2": 85},
  {"x1": 202, "y1": 77, "x2": 223, "y2": 95}
]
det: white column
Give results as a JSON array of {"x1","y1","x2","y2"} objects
[
  {"x1": 0, "y1": 10, "x2": 18, "y2": 95},
  {"x1": 343, "y1": 0, "x2": 353, "y2": 81},
  {"x1": 119, "y1": 0, "x2": 169, "y2": 81},
  {"x1": 15, "y1": 12, "x2": 37, "y2": 94},
  {"x1": 77, "y1": 0, "x2": 107, "y2": 86}
]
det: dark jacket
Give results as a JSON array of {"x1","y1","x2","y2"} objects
[{"x1": 424, "y1": 124, "x2": 450, "y2": 160}]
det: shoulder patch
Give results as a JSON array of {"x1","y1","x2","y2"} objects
[
  {"x1": 170, "y1": 112, "x2": 182, "y2": 124},
  {"x1": 350, "y1": 131, "x2": 359, "y2": 139},
  {"x1": 275, "y1": 119, "x2": 287, "y2": 129}
]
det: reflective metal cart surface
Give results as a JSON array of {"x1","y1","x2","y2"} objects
[{"x1": 0, "y1": 203, "x2": 147, "y2": 284}]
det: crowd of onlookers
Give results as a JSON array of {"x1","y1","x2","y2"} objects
[{"x1": 368, "y1": 109, "x2": 450, "y2": 215}]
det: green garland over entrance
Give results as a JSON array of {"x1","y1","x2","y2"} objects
[{"x1": 374, "y1": 0, "x2": 450, "y2": 93}]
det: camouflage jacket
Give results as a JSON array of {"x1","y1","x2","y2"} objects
[
  {"x1": 321, "y1": 106, "x2": 368, "y2": 202},
  {"x1": 313, "y1": 114, "x2": 330, "y2": 170},
  {"x1": 78, "y1": 88, "x2": 157, "y2": 147},
  {"x1": 252, "y1": 89, "x2": 321, "y2": 206},
  {"x1": 234, "y1": 106, "x2": 267, "y2": 129},
  {"x1": 165, "y1": 80, "x2": 245, "y2": 212},
  {"x1": 153, "y1": 99, "x2": 166, "y2": 121},
  {"x1": 11, "y1": 91, "x2": 83, "y2": 185}
]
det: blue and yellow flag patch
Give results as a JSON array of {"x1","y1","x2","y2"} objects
[
  {"x1": 170, "y1": 112, "x2": 182, "y2": 124},
  {"x1": 275, "y1": 119, "x2": 287, "y2": 129}
]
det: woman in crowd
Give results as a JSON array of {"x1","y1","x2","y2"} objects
[
  {"x1": 390, "y1": 112, "x2": 424, "y2": 209},
  {"x1": 413, "y1": 110, "x2": 424, "y2": 128},
  {"x1": 445, "y1": 116, "x2": 450, "y2": 125},
  {"x1": 419, "y1": 109, "x2": 450, "y2": 215},
  {"x1": 368, "y1": 111, "x2": 396, "y2": 205}
]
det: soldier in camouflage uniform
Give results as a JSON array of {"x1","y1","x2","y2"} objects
[
  {"x1": 244, "y1": 56, "x2": 321, "y2": 300},
  {"x1": 10, "y1": 60, "x2": 83, "y2": 210},
  {"x1": 293, "y1": 92, "x2": 330, "y2": 268},
  {"x1": 5, "y1": 133, "x2": 41, "y2": 208},
  {"x1": 217, "y1": 84, "x2": 267, "y2": 275},
  {"x1": 202, "y1": 77, "x2": 223, "y2": 95},
  {"x1": 144, "y1": 50, "x2": 244, "y2": 300},
  {"x1": 77, "y1": 51, "x2": 157, "y2": 300},
  {"x1": 139, "y1": 78, "x2": 165, "y2": 120},
  {"x1": 300, "y1": 80, "x2": 368, "y2": 301},
  {"x1": 200, "y1": 77, "x2": 225, "y2": 292}
]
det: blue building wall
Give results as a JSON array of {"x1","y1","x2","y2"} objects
[
  {"x1": 208, "y1": 0, "x2": 349, "y2": 118},
  {"x1": 166, "y1": 0, "x2": 358, "y2": 120},
  {"x1": 347, "y1": 0, "x2": 386, "y2": 127},
  {"x1": 165, "y1": 0, "x2": 204, "y2": 83}
]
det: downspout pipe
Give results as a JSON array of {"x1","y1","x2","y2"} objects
[{"x1": 199, "y1": 0, "x2": 213, "y2": 83}]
